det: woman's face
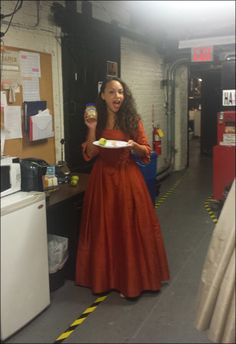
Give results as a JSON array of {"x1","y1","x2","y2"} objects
[{"x1": 101, "y1": 80, "x2": 125, "y2": 113}]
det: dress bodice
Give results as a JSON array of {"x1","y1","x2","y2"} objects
[{"x1": 98, "y1": 129, "x2": 131, "y2": 167}]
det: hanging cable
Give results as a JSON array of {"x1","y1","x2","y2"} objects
[
  {"x1": 0, "y1": 0, "x2": 23, "y2": 18},
  {"x1": 0, "y1": 0, "x2": 23, "y2": 38}
]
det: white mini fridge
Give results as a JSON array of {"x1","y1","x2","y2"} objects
[{"x1": 0, "y1": 191, "x2": 50, "y2": 341}]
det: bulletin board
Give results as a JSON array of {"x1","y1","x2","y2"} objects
[{"x1": 1, "y1": 46, "x2": 56, "y2": 164}]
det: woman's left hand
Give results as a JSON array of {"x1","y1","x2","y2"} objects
[
  {"x1": 127, "y1": 139, "x2": 147, "y2": 157},
  {"x1": 127, "y1": 139, "x2": 135, "y2": 147}
]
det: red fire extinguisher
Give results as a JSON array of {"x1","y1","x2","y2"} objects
[
  {"x1": 151, "y1": 105, "x2": 164, "y2": 155},
  {"x1": 152, "y1": 126, "x2": 164, "y2": 155}
]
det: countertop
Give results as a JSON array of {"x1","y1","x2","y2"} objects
[{"x1": 46, "y1": 173, "x2": 90, "y2": 207}]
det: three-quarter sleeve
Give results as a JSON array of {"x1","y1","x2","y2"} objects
[
  {"x1": 133, "y1": 120, "x2": 151, "y2": 164},
  {"x1": 81, "y1": 141, "x2": 99, "y2": 161}
]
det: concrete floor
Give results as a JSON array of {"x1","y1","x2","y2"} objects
[{"x1": 4, "y1": 138, "x2": 216, "y2": 343}]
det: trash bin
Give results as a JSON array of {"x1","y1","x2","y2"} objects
[
  {"x1": 133, "y1": 151, "x2": 157, "y2": 204},
  {"x1": 47, "y1": 234, "x2": 69, "y2": 292}
]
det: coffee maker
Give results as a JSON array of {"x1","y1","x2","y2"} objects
[{"x1": 20, "y1": 158, "x2": 48, "y2": 191}]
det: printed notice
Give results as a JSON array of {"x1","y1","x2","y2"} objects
[
  {"x1": 19, "y1": 51, "x2": 41, "y2": 78},
  {"x1": 223, "y1": 89, "x2": 236, "y2": 106},
  {"x1": 4, "y1": 106, "x2": 23, "y2": 139},
  {"x1": 22, "y1": 77, "x2": 40, "y2": 101},
  {"x1": 1, "y1": 50, "x2": 19, "y2": 71}
]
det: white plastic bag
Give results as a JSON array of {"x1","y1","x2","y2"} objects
[{"x1": 47, "y1": 234, "x2": 69, "y2": 273}]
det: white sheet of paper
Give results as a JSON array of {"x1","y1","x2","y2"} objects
[
  {"x1": 19, "y1": 51, "x2": 41, "y2": 78},
  {"x1": 22, "y1": 78, "x2": 40, "y2": 101},
  {"x1": 30, "y1": 109, "x2": 54, "y2": 141},
  {"x1": 1, "y1": 91, "x2": 8, "y2": 107},
  {"x1": 4, "y1": 106, "x2": 23, "y2": 139},
  {"x1": 1, "y1": 129, "x2": 6, "y2": 154}
]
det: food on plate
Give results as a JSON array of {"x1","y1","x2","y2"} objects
[
  {"x1": 98, "y1": 138, "x2": 107, "y2": 146},
  {"x1": 93, "y1": 139, "x2": 130, "y2": 148}
]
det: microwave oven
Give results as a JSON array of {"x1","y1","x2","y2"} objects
[{"x1": 0, "y1": 156, "x2": 21, "y2": 197}]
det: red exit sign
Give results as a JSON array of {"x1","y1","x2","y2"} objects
[{"x1": 191, "y1": 46, "x2": 213, "y2": 62}]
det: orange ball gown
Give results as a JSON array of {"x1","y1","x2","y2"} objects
[{"x1": 75, "y1": 120, "x2": 170, "y2": 298}]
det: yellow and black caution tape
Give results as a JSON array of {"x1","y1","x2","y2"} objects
[
  {"x1": 54, "y1": 294, "x2": 109, "y2": 343},
  {"x1": 155, "y1": 177, "x2": 183, "y2": 208},
  {"x1": 204, "y1": 196, "x2": 218, "y2": 224}
]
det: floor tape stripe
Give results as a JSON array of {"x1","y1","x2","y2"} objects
[
  {"x1": 71, "y1": 318, "x2": 87, "y2": 326},
  {"x1": 155, "y1": 176, "x2": 184, "y2": 208},
  {"x1": 204, "y1": 197, "x2": 218, "y2": 224},
  {"x1": 83, "y1": 306, "x2": 97, "y2": 314},
  {"x1": 54, "y1": 294, "x2": 109, "y2": 343},
  {"x1": 56, "y1": 330, "x2": 74, "y2": 341}
]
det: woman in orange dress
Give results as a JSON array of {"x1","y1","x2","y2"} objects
[{"x1": 75, "y1": 77, "x2": 169, "y2": 298}]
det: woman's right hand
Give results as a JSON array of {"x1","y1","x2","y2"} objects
[
  {"x1": 84, "y1": 112, "x2": 97, "y2": 129},
  {"x1": 83, "y1": 111, "x2": 98, "y2": 159}
]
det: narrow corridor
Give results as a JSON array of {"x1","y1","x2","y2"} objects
[{"x1": 5, "y1": 138, "x2": 215, "y2": 344}]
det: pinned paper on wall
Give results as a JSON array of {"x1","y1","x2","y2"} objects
[
  {"x1": 1, "y1": 49, "x2": 20, "y2": 71},
  {"x1": 1, "y1": 50, "x2": 21, "y2": 101},
  {"x1": 4, "y1": 106, "x2": 23, "y2": 139},
  {"x1": 1, "y1": 128, "x2": 6, "y2": 154},
  {"x1": 19, "y1": 51, "x2": 41, "y2": 78},
  {"x1": 1, "y1": 91, "x2": 8, "y2": 107},
  {"x1": 29, "y1": 109, "x2": 54, "y2": 141},
  {"x1": 22, "y1": 77, "x2": 40, "y2": 101}
]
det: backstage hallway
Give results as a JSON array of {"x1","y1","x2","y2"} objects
[{"x1": 5, "y1": 137, "x2": 216, "y2": 344}]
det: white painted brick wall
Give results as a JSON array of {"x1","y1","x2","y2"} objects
[
  {"x1": 120, "y1": 37, "x2": 167, "y2": 171},
  {"x1": 90, "y1": 1, "x2": 130, "y2": 27}
]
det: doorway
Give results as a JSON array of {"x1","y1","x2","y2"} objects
[
  {"x1": 60, "y1": 24, "x2": 120, "y2": 172},
  {"x1": 187, "y1": 64, "x2": 221, "y2": 166}
]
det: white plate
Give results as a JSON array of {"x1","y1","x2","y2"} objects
[{"x1": 93, "y1": 140, "x2": 130, "y2": 149}]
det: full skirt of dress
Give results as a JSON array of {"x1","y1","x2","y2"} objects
[{"x1": 75, "y1": 129, "x2": 170, "y2": 297}]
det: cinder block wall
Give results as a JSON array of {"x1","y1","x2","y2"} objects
[{"x1": 120, "y1": 37, "x2": 167, "y2": 170}]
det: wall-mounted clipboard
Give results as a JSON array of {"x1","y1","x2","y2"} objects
[{"x1": 1, "y1": 46, "x2": 56, "y2": 164}]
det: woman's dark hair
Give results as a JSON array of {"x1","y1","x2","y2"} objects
[{"x1": 95, "y1": 77, "x2": 140, "y2": 137}]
